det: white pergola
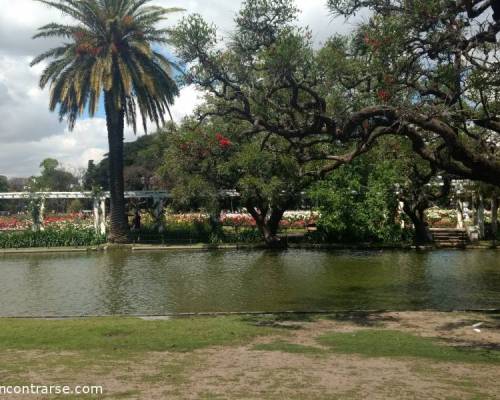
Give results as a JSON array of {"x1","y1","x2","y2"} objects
[{"x1": 0, "y1": 191, "x2": 170, "y2": 234}]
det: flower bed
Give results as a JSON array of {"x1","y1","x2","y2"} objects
[
  {"x1": 426, "y1": 208, "x2": 458, "y2": 228},
  {"x1": 0, "y1": 217, "x2": 30, "y2": 231},
  {"x1": 0, "y1": 211, "x2": 320, "y2": 247},
  {"x1": 221, "y1": 213, "x2": 256, "y2": 228},
  {"x1": 0, "y1": 214, "x2": 93, "y2": 232},
  {"x1": 166, "y1": 213, "x2": 210, "y2": 225},
  {"x1": 137, "y1": 211, "x2": 318, "y2": 231},
  {"x1": 221, "y1": 211, "x2": 319, "y2": 229},
  {"x1": 44, "y1": 214, "x2": 83, "y2": 225},
  {"x1": 281, "y1": 211, "x2": 319, "y2": 229}
]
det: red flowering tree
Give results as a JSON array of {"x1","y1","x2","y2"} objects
[{"x1": 161, "y1": 117, "x2": 313, "y2": 247}]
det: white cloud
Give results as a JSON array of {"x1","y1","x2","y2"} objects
[
  {"x1": 0, "y1": 55, "x2": 63, "y2": 143},
  {"x1": 0, "y1": 0, "x2": 347, "y2": 178},
  {"x1": 0, "y1": 0, "x2": 72, "y2": 56},
  {"x1": 0, "y1": 119, "x2": 107, "y2": 177},
  {"x1": 170, "y1": 86, "x2": 204, "y2": 122}
]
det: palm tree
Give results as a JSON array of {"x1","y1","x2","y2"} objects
[{"x1": 31, "y1": 0, "x2": 181, "y2": 243}]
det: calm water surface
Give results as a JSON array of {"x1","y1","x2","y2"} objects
[{"x1": 0, "y1": 249, "x2": 499, "y2": 316}]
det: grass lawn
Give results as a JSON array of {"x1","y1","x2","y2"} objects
[
  {"x1": 0, "y1": 311, "x2": 499, "y2": 399},
  {"x1": 0, "y1": 317, "x2": 278, "y2": 353}
]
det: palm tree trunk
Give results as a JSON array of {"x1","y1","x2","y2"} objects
[{"x1": 105, "y1": 91, "x2": 129, "y2": 243}]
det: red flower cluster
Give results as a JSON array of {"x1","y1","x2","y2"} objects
[
  {"x1": 221, "y1": 214, "x2": 256, "y2": 227},
  {"x1": 0, "y1": 214, "x2": 89, "y2": 231},
  {"x1": 44, "y1": 215, "x2": 79, "y2": 225},
  {"x1": 377, "y1": 89, "x2": 391, "y2": 102},
  {"x1": 215, "y1": 133, "x2": 232, "y2": 149},
  {"x1": 0, "y1": 217, "x2": 27, "y2": 230},
  {"x1": 364, "y1": 34, "x2": 382, "y2": 49},
  {"x1": 279, "y1": 218, "x2": 317, "y2": 229}
]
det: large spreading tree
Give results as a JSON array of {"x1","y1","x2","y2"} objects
[
  {"x1": 31, "y1": 0, "x2": 181, "y2": 242},
  {"x1": 172, "y1": 0, "x2": 500, "y2": 187},
  {"x1": 325, "y1": 0, "x2": 500, "y2": 185}
]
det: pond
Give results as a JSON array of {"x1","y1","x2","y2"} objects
[{"x1": 0, "y1": 249, "x2": 499, "y2": 317}]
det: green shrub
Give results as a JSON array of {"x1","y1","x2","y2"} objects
[
  {"x1": 0, "y1": 227, "x2": 106, "y2": 249},
  {"x1": 67, "y1": 199, "x2": 84, "y2": 213},
  {"x1": 309, "y1": 158, "x2": 408, "y2": 244},
  {"x1": 224, "y1": 228, "x2": 261, "y2": 244},
  {"x1": 131, "y1": 223, "x2": 262, "y2": 245},
  {"x1": 130, "y1": 221, "x2": 213, "y2": 244}
]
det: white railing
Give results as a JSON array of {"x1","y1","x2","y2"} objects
[{"x1": 0, "y1": 191, "x2": 170, "y2": 200}]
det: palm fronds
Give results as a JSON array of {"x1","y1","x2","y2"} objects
[{"x1": 32, "y1": 0, "x2": 183, "y2": 132}]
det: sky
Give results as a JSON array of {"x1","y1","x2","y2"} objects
[{"x1": 0, "y1": 0, "x2": 362, "y2": 178}]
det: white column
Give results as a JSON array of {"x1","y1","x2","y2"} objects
[
  {"x1": 32, "y1": 198, "x2": 45, "y2": 232},
  {"x1": 99, "y1": 198, "x2": 106, "y2": 235},
  {"x1": 93, "y1": 197, "x2": 99, "y2": 234},
  {"x1": 456, "y1": 199, "x2": 464, "y2": 229},
  {"x1": 397, "y1": 201, "x2": 405, "y2": 229},
  {"x1": 463, "y1": 201, "x2": 471, "y2": 222},
  {"x1": 93, "y1": 196, "x2": 106, "y2": 235}
]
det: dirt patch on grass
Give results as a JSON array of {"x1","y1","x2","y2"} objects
[
  {"x1": 180, "y1": 347, "x2": 498, "y2": 400},
  {"x1": 2, "y1": 311, "x2": 499, "y2": 399},
  {"x1": 388, "y1": 310, "x2": 500, "y2": 346}
]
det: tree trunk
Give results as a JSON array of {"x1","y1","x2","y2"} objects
[
  {"x1": 476, "y1": 193, "x2": 485, "y2": 240},
  {"x1": 105, "y1": 91, "x2": 129, "y2": 243},
  {"x1": 492, "y1": 197, "x2": 499, "y2": 246},
  {"x1": 267, "y1": 207, "x2": 286, "y2": 237},
  {"x1": 403, "y1": 204, "x2": 433, "y2": 245},
  {"x1": 246, "y1": 203, "x2": 286, "y2": 248},
  {"x1": 208, "y1": 206, "x2": 223, "y2": 240}
]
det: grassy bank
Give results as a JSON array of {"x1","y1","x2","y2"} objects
[{"x1": 0, "y1": 312, "x2": 499, "y2": 399}]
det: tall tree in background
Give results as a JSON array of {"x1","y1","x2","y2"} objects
[
  {"x1": 31, "y1": 0, "x2": 181, "y2": 242},
  {"x1": 0, "y1": 176, "x2": 9, "y2": 211},
  {"x1": 0, "y1": 176, "x2": 8, "y2": 193},
  {"x1": 35, "y1": 158, "x2": 78, "y2": 191}
]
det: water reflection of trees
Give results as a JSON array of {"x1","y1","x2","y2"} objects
[
  {"x1": 11, "y1": 253, "x2": 104, "y2": 316},
  {"x1": 99, "y1": 250, "x2": 133, "y2": 315},
  {"x1": 3, "y1": 249, "x2": 500, "y2": 316},
  {"x1": 423, "y1": 251, "x2": 500, "y2": 310},
  {"x1": 288, "y1": 251, "x2": 433, "y2": 311}
]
